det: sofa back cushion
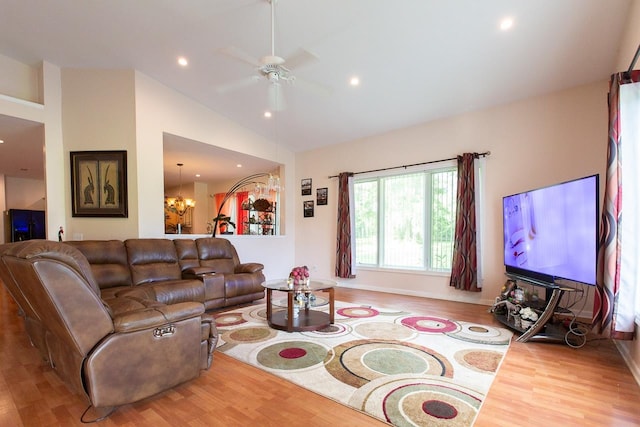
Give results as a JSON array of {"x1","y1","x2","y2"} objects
[
  {"x1": 125, "y1": 239, "x2": 182, "y2": 285},
  {"x1": 67, "y1": 240, "x2": 132, "y2": 289},
  {"x1": 174, "y1": 239, "x2": 200, "y2": 272},
  {"x1": 195, "y1": 238, "x2": 238, "y2": 274}
]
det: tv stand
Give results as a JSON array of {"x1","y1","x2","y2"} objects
[{"x1": 492, "y1": 276, "x2": 582, "y2": 345}]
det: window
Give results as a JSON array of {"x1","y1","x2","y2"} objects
[{"x1": 354, "y1": 165, "x2": 457, "y2": 272}]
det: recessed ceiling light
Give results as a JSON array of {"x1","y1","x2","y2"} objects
[
  {"x1": 500, "y1": 17, "x2": 514, "y2": 31},
  {"x1": 350, "y1": 76, "x2": 360, "y2": 86},
  {"x1": 177, "y1": 57, "x2": 188, "y2": 67},
  {"x1": 0, "y1": 139, "x2": 4, "y2": 144},
  {"x1": 195, "y1": 174, "x2": 201, "y2": 178},
  {"x1": 264, "y1": 111, "x2": 272, "y2": 118},
  {"x1": 236, "y1": 164, "x2": 243, "y2": 168}
]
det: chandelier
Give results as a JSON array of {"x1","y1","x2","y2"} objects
[{"x1": 166, "y1": 163, "x2": 195, "y2": 221}]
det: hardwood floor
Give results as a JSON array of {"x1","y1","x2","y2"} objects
[{"x1": 1, "y1": 284, "x2": 639, "y2": 426}]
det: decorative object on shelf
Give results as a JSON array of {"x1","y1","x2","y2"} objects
[
  {"x1": 253, "y1": 198, "x2": 272, "y2": 212},
  {"x1": 519, "y1": 307, "x2": 539, "y2": 329},
  {"x1": 212, "y1": 172, "x2": 281, "y2": 237},
  {"x1": 212, "y1": 213, "x2": 235, "y2": 234},
  {"x1": 70, "y1": 150, "x2": 128, "y2": 217},
  {"x1": 165, "y1": 163, "x2": 195, "y2": 234}
]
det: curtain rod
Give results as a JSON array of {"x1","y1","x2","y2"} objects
[
  {"x1": 628, "y1": 43, "x2": 640, "y2": 74},
  {"x1": 328, "y1": 151, "x2": 491, "y2": 179}
]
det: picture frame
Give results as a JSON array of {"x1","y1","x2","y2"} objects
[
  {"x1": 301, "y1": 178, "x2": 312, "y2": 196},
  {"x1": 71, "y1": 150, "x2": 128, "y2": 217},
  {"x1": 303, "y1": 200, "x2": 314, "y2": 217},
  {"x1": 317, "y1": 187, "x2": 328, "y2": 205}
]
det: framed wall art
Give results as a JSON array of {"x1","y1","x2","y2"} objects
[
  {"x1": 70, "y1": 150, "x2": 128, "y2": 217},
  {"x1": 301, "y1": 178, "x2": 312, "y2": 196},
  {"x1": 317, "y1": 187, "x2": 328, "y2": 205},
  {"x1": 303, "y1": 200, "x2": 314, "y2": 217}
]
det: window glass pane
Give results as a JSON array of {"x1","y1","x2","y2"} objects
[
  {"x1": 430, "y1": 169, "x2": 457, "y2": 269},
  {"x1": 354, "y1": 180, "x2": 378, "y2": 265},
  {"x1": 354, "y1": 165, "x2": 459, "y2": 273},
  {"x1": 382, "y1": 173, "x2": 425, "y2": 269}
]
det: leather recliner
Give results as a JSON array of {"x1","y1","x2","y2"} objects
[{"x1": 0, "y1": 240, "x2": 217, "y2": 413}]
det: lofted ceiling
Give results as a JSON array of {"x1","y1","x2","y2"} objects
[{"x1": 0, "y1": 0, "x2": 634, "y2": 185}]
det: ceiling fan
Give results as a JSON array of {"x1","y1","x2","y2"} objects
[{"x1": 215, "y1": 0, "x2": 324, "y2": 111}]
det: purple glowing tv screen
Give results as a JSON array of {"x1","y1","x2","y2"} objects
[{"x1": 502, "y1": 174, "x2": 599, "y2": 286}]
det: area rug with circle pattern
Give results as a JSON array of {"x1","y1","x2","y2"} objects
[{"x1": 213, "y1": 300, "x2": 512, "y2": 426}]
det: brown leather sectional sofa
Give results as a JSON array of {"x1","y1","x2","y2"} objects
[{"x1": 0, "y1": 237, "x2": 265, "y2": 419}]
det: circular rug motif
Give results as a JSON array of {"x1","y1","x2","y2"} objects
[
  {"x1": 300, "y1": 322, "x2": 352, "y2": 338},
  {"x1": 445, "y1": 321, "x2": 513, "y2": 345},
  {"x1": 325, "y1": 339, "x2": 453, "y2": 388},
  {"x1": 220, "y1": 326, "x2": 277, "y2": 345},
  {"x1": 213, "y1": 312, "x2": 246, "y2": 327},
  {"x1": 349, "y1": 374, "x2": 482, "y2": 427},
  {"x1": 256, "y1": 340, "x2": 329, "y2": 370},
  {"x1": 400, "y1": 316, "x2": 460, "y2": 333},
  {"x1": 454, "y1": 349, "x2": 504, "y2": 374},
  {"x1": 337, "y1": 306, "x2": 380, "y2": 318},
  {"x1": 353, "y1": 321, "x2": 417, "y2": 341}
]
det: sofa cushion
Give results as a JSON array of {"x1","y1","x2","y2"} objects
[
  {"x1": 125, "y1": 239, "x2": 182, "y2": 285},
  {"x1": 174, "y1": 239, "x2": 201, "y2": 272},
  {"x1": 195, "y1": 238, "x2": 237, "y2": 274},
  {"x1": 67, "y1": 240, "x2": 132, "y2": 290},
  {"x1": 116, "y1": 279, "x2": 205, "y2": 305}
]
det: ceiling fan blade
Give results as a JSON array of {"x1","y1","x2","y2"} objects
[
  {"x1": 291, "y1": 76, "x2": 332, "y2": 97},
  {"x1": 284, "y1": 48, "x2": 319, "y2": 70},
  {"x1": 268, "y1": 83, "x2": 286, "y2": 112},
  {"x1": 217, "y1": 46, "x2": 262, "y2": 68},
  {"x1": 216, "y1": 75, "x2": 261, "y2": 94}
]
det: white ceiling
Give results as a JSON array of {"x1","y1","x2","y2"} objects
[{"x1": 0, "y1": 0, "x2": 634, "y2": 185}]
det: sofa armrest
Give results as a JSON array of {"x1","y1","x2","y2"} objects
[
  {"x1": 183, "y1": 266, "x2": 217, "y2": 276},
  {"x1": 235, "y1": 262, "x2": 264, "y2": 274},
  {"x1": 112, "y1": 301, "x2": 205, "y2": 333}
]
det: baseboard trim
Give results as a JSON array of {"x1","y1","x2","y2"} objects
[
  {"x1": 614, "y1": 340, "x2": 640, "y2": 387},
  {"x1": 336, "y1": 282, "x2": 497, "y2": 307}
]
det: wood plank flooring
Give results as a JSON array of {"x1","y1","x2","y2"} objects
[{"x1": 1, "y1": 284, "x2": 639, "y2": 426}]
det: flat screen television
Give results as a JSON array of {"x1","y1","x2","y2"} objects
[{"x1": 502, "y1": 174, "x2": 599, "y2": 287}]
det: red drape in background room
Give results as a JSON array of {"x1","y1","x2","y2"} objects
[{"x1": 235, "y1": 191, "x2": 249, "y2": 235}]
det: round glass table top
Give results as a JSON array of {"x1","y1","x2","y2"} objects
[{"x1": 262, "y1": 278, "x2": 337, "y2": 292}]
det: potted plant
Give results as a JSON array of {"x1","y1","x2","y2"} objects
[{"x1": 213, "y1": 214, "x2": 236, "y2": 234}]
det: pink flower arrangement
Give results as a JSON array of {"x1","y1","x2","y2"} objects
[{"x1": 289, "y1": 265, "x2": 310, "y2": 285}]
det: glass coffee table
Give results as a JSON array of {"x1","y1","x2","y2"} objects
[{"x1": 262, "y1": 279, "x2": 336, "y2": 332}]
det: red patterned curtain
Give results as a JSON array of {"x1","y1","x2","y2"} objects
[
  {"x1": 449, "y1": 153, "x2": 480, "y2": 291},
  {"x1": 335, "y1": 172, "x2": 355, "y2": 278},
  {"x1": 235, "y1": 191, "x2": 249, "y2": 235},
  {"x1": 592, "y1": 70, "x2": 640, "y2": 340}
]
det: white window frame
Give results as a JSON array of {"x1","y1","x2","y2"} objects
[{"x1": 353, "y1": 161, "x2": 458, "y2": 274}]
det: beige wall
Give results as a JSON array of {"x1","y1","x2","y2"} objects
[
  {"x1": 0, "y1": 54, "x2": 40, "y2": 103},
  {"x1": 61, "y1": 69, "x2": 138, "y2": 240},
  {"x1": 296, "y1": 80, "x2": 608, "y2": 307}
]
